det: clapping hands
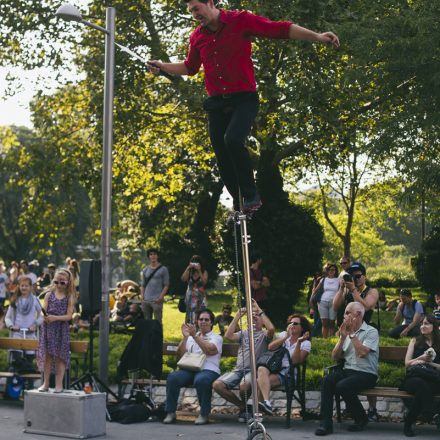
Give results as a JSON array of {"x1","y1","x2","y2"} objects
[{"x1": 181, "y1": 323, "x2": 196, "y2": 337}]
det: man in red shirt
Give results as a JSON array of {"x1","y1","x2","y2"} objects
[{"x1": 149, "y1": 0, "x2": 339, "y2": 214}]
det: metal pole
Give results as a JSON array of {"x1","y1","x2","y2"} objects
[
  {"x1": 239, "y1": 214, "x2": 267, "y2": 438},
  {"x1": 98, "y1": 6, "x2": 115, "y2": 382}
]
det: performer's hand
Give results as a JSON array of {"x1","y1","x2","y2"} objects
[
  {"x1": 154, "y1": 297, "x2": 164, "y2": 305},
  {"x1": 147, "y1": 60, "x2": 163, "y2": 75},
  {"x1": 317, "y1": 32, "x2": 340, "y2": 48}
]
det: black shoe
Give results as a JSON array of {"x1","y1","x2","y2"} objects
[
  {"x1": 367, "y1": 407, "x2": 379, "y2": 422},
  {"x1": 347, "y1": 419, "x2": 368, "y2": 432},
  {"x1": 315, "y1": 425, "x2": 333, "y2": 436}
]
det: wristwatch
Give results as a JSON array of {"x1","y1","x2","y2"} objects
[
  {"x1": 349, "y1": 333, "x2": 356, "y2": 339},
  {"x1": 258, "y1": 311, "x2": 264, "y2": 316}
]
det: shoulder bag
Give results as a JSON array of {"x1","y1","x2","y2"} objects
[
  {"x1": 177, "y1": 340, "x2": 206, "y2": 372},
  {"x1": 256, "y1": 347, "x2": 288, "y2": 374}
]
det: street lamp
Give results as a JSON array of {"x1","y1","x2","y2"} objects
[{"x1": 55, "y1": 3, "x2": 115, "y2": 383}]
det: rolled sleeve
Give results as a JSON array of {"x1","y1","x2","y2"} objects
[
  {"x1": 242, "y1": 11, "x2": 292, "y2": 39},
  {"x1": 362, "y1": 327, "x2": 379, "y2": 352},
  {"x1": 184, "y1": 36, "x2": 202, "y2": 76}
]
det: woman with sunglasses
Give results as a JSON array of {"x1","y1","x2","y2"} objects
[
  {"x1": 256, "y1": 314, "x2": 311, "y2": 415},
  {"x1": 401, "y1": 315, "x2": 440, "y2": 436},
  {"x1": 164, "y1": 308, "x2": 222, "y2": 425},
  {"x1": 36, "y1": 269, "x2": 76, "y2": 393},
  {"x1": 5, "y1": 275, "x2": 44, "y2": 362}
]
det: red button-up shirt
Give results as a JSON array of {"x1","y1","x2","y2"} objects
[{"x1": 184, "y1": 10, "x2": 292, "y2": 96}]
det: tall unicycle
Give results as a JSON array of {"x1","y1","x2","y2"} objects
[{"x1": 231, "y1": 209, "x2": 272, "y2": 440}]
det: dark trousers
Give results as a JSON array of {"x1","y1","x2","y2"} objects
[
  {"x1": 320, "y1": 369, "x2": 377, "y2": 427},
  {"x1": 402, "y1": 377, "x2": 440, "y2": 423},
  {"x1": 204, "y1": 92, "x2": 259, "y2": 205},
  {"x1": 388, "y1": 324, "x2": 420, "y2": 339}
]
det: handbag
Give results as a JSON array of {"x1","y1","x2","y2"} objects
[
  {"x1": 178, "y1": 297, "x2": 186, "y2": 313},
  {"x1": 405, "y1": 364, "x2": 440, "y2": 383},
  {"x1": 311, "y1": 278, "x2": 325, "y2": 306},
  {"x1": 256, "y1": 347, "x2": 287, "y2": 373},
  {"x1": 177, "y1": 342, "x2": 206, "y2": 372}
]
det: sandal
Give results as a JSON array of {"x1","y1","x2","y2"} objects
[
  {"x1": 38, "y1": 386, "x2": 49, "y2": 392},
  {"x1": 53, "y1": 388, "x2": 64, "y2": 393}
]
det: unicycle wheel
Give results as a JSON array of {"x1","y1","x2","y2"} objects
[{"x1": 248, "y1": 429, "x2": 272, "y2": 440}]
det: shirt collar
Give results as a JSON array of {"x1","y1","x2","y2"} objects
[{"x1": 199, "y1": 9, "x2": 228, "y2": 34}]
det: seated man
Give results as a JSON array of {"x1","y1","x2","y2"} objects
[
  {"x1": 110, "y1": 295, "x2": 130, "y2": 322},
  {"x1": 388, "y1": 288, "x2": 424, "y2": 339},
  {"x1": 315, "y1": 302, "x2": 379, "y2": 436},
  {"x1": 212, "y1": 300, "x2": 275, "y2": 422},
  {"x1": 123, "y1": 303, "x2": 144, "y2": 326},
  {"x1": 213, "y1": 304, "x2": 235, "y2": 336}
]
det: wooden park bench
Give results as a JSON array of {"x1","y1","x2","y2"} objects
[
  {"x1": 120, "y1": 341, "x2": 307, "y2": 427},
  {"x1": 0, "y1": 337, "x2": 89, "y2": 390}
]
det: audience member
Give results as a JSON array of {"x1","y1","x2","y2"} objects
[
  {"x1": 388, "y1": 289, "x2": 424, "y2": 339},
  {"x1": 19, "y1": 260, "x2": 37, "y2": 291},
  {"x1": 213, "y1": 304, "x2": 235, "y2": 336},
  {"x1": 0, "y1": 305, "x2": 6, "y2": 330},
  {"x1": 110, "y1": 295, "x2": 130, "y2": 322},
  {"x1": 433, "y1": 292, "x2": 440, "y2": 322},
  {"x1": 140, "y1": 248, "x2": 170, "y2": 323},
  {"x1": 310, "y1": 263, "x2": 339, "y2": 337},
  {"x1": 164, "y1": 309, "x2": 222, "y2": 425},
  {"x1": 332, "y1": 262, "x2": 379, "y2": 326},
  {"x1": 315, "y1": 302, "x2": 379, "y2": 436},
  {"x1": 182, "y1": 255, "x2": 208, "y2": 324},
  {"x1": 123, "y1": 303, "x2": 144, "y2": 326},
  {"x1": 338, "y1": 256, "x2": 351, "y2": 279},
  {"x1": 213, "y1": 301, "x2": 275, "y2": 422},
  {"x1": 8, "y1": 261, "x2": 19, "y2": 285},
  {"x1": 257, "y1": 313, "x2": 311, "y2": 416},
  {"x1": 37, "y1": 263, "x2": 56, "y2": 291},
  {"x1": 308, "y1": 271, "x2": 323, "y2": 337},
  {"x1": 0, "y1": 261, "x2": 9, "y2": 307},
  {"x1": 5, "y1": 275, "x2": 43, "y2": 362},
  {"x1": 249, "y1": 253, "x2": 270, "y2": 311},
  {"x1": 68, "y1": 259, "x2": 80, "y2": 292},
  {"x1": 400, "y1": 315, "x2": 440, "y2": 436}
]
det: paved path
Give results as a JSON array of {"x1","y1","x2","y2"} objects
[{"x1": 1, "y1": 401, "x2": 439, "y2": 440}]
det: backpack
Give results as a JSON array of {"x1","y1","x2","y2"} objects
[
  {"x1": 5, "y1": 374, "x2": 24, "y2": 399},
  {"x1": 107, "y1": 399, "x2": 151, "y2": 424}
]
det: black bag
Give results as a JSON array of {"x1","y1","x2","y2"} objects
[
  {"x1": 178, "y1": 296, "x2": 186, "y2": 313},
  {"x1": 107, "y1": 399, "x2": 151, "y2": 424},
  {"x1": 256, "y1": 347, "x2": 287, "y2": 373},
  {"x1": 311, "y1": 279, "x2": 325, "y2": 306},
  {"x1": 405, "y1": 364, "x2": 440, "y2": 383},
  {"x1": 11, "y1": 357, "x2": 37, "y2": 374}
]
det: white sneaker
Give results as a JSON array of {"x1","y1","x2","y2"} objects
[
  {"x1": 195, "y1": 414, "x2": 209, "y2": 425},
  {"x1": 163, "y1": 412, "x2": 176, "y2": 424}
]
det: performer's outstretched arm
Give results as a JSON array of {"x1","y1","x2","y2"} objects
[
  {"x1": 147, "y1": 61, "x2": 189, "y2": 76},
  {"x1": 288, "y1": 23, "x2": 340, "y2": 48}
]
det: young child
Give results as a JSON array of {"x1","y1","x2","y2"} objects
[
  {"x1": 36, "y1": 268, "x2": 75, "y2": 393},
  {"x1": 5, "y1": 275, "x2": 43, "y2": 362}
]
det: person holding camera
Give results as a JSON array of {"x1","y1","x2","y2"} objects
[
  {"x1": 182, "y1": 255, "x2": 209, "y2": 324},
  {"x1": 332, "y1": 262, "x2": 379, "y2": 327}
]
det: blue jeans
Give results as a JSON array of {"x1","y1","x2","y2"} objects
[{"x1": 166, "y1": 369, "x2": 220, "y2": 416}]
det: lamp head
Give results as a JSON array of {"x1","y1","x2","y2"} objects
[{"x1": 55, "y1": 4, "x2": 83, "y2": 22}]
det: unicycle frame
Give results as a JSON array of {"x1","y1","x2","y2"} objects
[{"x1": 237, "y1": 213, "x2": 268, "y2": 440}]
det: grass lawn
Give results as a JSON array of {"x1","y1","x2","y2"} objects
[{"x1": 0, "y1": 286, "x2": 431, "y2": 388}]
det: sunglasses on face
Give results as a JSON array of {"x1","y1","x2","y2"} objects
[
  {"x1": 54, "y1": 280, "x2": 67, "y2": 286},
  {"x1": 340, "y1": 261, "x2": 348, "y2": 265},
  {"x1": 289, "y1": 322, "x2": 301, "y2": 326},
  {"x1": 198, "y1": 318, "x2": 211, "y2": 322}
]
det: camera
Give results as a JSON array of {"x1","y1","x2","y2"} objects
[
  {"x1": 190, "y1": 262, "x2": 200, "y2": 268},
  {"x1": 343, "y1": 273, "x2": 353, "y2": 282}
]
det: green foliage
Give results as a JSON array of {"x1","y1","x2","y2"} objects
[{"x1": 415, "y1": 226, "x2": 440, "y2": 300}]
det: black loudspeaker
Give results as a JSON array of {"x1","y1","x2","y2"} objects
[{"x1": 79, "y1": 260, "x2": 102, "y2": 314}]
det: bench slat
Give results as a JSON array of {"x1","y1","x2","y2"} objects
[{"x1": 0, "y1": 338, "x2": 88, "y2": 353}]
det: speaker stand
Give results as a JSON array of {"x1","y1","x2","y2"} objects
[{"x1": 70, "y1": 314, "x2": 119, "y2": 404}]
